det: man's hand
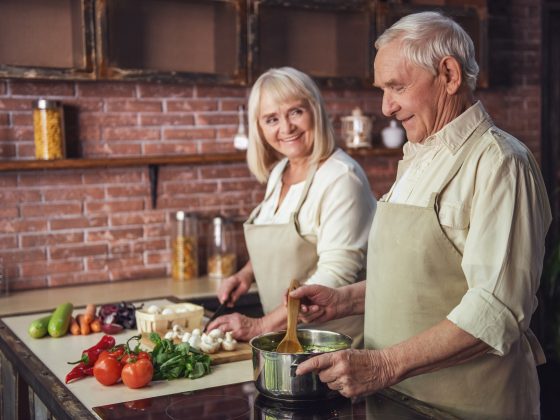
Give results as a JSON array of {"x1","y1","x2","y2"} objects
[{"x1": 295, "y1": 349, "x2": 397, "y2": 398}]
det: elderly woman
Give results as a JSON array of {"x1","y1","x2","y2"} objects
[
  {"x1": 206, "y1": 67, "x2": 376, "y2": 347},
  {"x1": 291, "y1": 11, "x2": 551, "y2": 420}
]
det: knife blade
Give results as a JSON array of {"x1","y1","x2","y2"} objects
[{"x1": 203, "y1": 298, "x2": 230, "y2": 333}]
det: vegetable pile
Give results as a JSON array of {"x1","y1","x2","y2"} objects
[
  {"x1": 149, "y1": 332, "x2": 211, "y2": 380},
  {"x1": 98, "y1": 301, "x2": 141, "y2": 334}
]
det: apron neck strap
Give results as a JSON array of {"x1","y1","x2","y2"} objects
[{"x1": 293, "y1": 163, "x2": 318, "y2": 215}]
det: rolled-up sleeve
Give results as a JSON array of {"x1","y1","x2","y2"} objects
[{"x1": 448, "y1": 147, "x2": 551, "y2": 355}]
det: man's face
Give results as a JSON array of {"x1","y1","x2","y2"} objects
[{"x1": 374, "y1": 39, "x2": 447, "y2": 143}]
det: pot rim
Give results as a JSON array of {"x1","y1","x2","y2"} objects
[{"x1": 249, "y1": 328, "x2": 352, "y2": 355}]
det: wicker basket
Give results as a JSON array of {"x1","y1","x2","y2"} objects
[{"x1": 135, "y1": 302, "x2": 204, "y2": 334}]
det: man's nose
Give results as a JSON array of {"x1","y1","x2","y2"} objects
[{"x1": 382, "y1": 93, "x2": 399, "y2": 117}]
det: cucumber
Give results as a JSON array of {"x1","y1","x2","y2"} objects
[
  {"x1": 28, "y1": 315, "x2": 52, "y2": 339},
  {"x1": 47, "y1": 302, "x2": 74, "y2": 338}
]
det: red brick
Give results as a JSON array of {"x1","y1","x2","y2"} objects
[
  {"x1": 19, "y1": 172, "x2": 82, "y2": 186},
  {"x1": 195, "y1": 86, "x2": 246, "y2": 98},
  {"x1": 51, "y1": 244, "x2": 108, "y2": 259},
  {"x1": 0, "y1": 219, "x2": 47, "y2": 233},
  {"x1": 107, "y1": 185, "x2": 148, "y2": 198},
  {"x1": 167, "y1": 99, "x2": 218, "y2": 112},
  {"x1": 78, "y1": 82, "x2": 136, "y2": 98},
  {"x1": 10, "y1": 81, "x2": 75, "y2": 97},
  {"x1": 0, "y1": 143, "x2": 16, "y2": 158},
  {"x1": 103, "y1": 127, "x2": 160, "y2": 141},
  {"x1": 199, "y1": 164, "x2": 252, "y2": 179},
  {"x1": 217, "y1": 127, "x2": 238, "y2": 139},
  {"x1": 139, "y1": 83, "x2": 194, "y2": 98},
  {"x1": 199, "y1": 141, "x2": 236, "y2": 154},
  {"x1": 86, "y1": 199, "x2": 145, "y2": 214},
  {"x1": 11, "y1": 113, "x2": 32, "y2": 126},
  {"x1": 0, "y1": 175, "x2": 18, "y2": 189},
  {"x1": 79, "y1": 114, "x2": 138, "y2": 127},
  {"x1": 64, "y1": 98, "x2": 104, "y2": 112},
  {"x1": 106, "y1": 100, "x2": 163, "y2": 113},
  {"x1": 0, "y1": 249, "x2": 46, "y2": 264},
  {"x1": 163, "y1": 127, "x2": 215, "y2": 140},
  {"x1": 220, "y1": 99, "x2": 248, "y2": 112},
  {"x1": 220, "y1": 179, "x2": 260, "y2": 192},
  {"x1": 0, "y1": 206, "x2": 18, "y2": 219},
  {"x1": 88, "y1": 227, "x2": 143, "y2": 242},
  {"x1": 50, "y1": 216, "x2": 108, "y2": 230},
  {"x1": 0, "y1": 235, "x2": 17, "y2": 249},
  {"x1": 82, "y1": 170, "x2": 142, "y2": 185},
  {"x1": 21, "y1": 232, "x2": 84, "y2": 247},
  {"x1": 65, "y1": 271, "x2": 110, "y2": 284},
  {"x1": 144, "y1": 225, "x2": 168, "y2": 238},
  {"x1": 143, "y1": 142, "x2": 198, "y2": 155},
  {"x1": 0, "y1": 113, "x2": 9, "y2": 125},
  {"x1": 131, "y1": 239, "x2": 166, "y2": 253},
  {"x1": 0, "y1": 98, "x2": 35, "y2": 111},
  {"x1": 196, "y1": 113, "x2": 237, "y2": 126},
  {"x1": 140, "y1": 114, "x2": 195, "y2": 126},
  {"x1": 0, "y1": 81, "x2": 6, "y2": 95},
  {"x1": 111, "y1": 266, "x2": 167, "y2": 281},
  {"x1": 110, "y1": 212, "x2": 165, "y2": 226},
  {"x1": 21, "y1": 203, "x2": 82, "y2": 218},
  {"x1": 21, "y1": 260, "x2": 83, "y2": 277},
  {"x1": 164, "y1": 181, "x2": 218, "y2": 195},
  {"x1": 82, "y1": 143, "x2": 143, "y2": 156},
  {"x1": 44, "y1": 186, "x2": 105, "y2": 201},
  {"x1": 11, "y1": 278, "x2": 48, "y2": 291}
]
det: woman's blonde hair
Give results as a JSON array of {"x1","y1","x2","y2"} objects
[
  {"x1": 246, "y1": 67, "x2": 336, "y2": 183},
  {"x1": 375, "y1": 11, "x2": 479, "y2": 91}
]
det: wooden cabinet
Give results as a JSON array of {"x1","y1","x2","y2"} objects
[
  {"x1": 0, "y1": 0, "x2": 96, "y2": 80},
  {"x1": 0, "y1": 0, "x2": 488, "y2": 88}
]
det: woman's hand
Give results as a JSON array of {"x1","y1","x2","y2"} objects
[
  {"x1": 218, "y1": 263, "x2": 254, "y2": 307},
  {"x1": 205, "y1": 313, "x2": 264, "y2": 342},
  {"x1": 295, "y1": 349, "x2": 397, "y2": 398}
]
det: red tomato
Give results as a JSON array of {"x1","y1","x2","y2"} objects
[
  {"x1": 121, "y1": 351, "x2": 151, "y2": 365},
  {"x1": 98, "y1": 345, "x2": 126, "y2": 363},
  {"x1": 93, "y1": 356, "x2": 122, "y2": 386},
  {"x1": 121, "y1": 358, "x2": 153, "y2": 389}
]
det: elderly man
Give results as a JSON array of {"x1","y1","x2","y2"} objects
[{"x1": 292, "y1": 11, "x2": 551, "y2": 419}]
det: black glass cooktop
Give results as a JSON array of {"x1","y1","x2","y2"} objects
[{"x1": 93, "y1": 381, "x2": 440, "y2": 419}]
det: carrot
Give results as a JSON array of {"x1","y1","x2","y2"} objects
[
  {"x1": 77, "y1": 314, "x2": 91, "y2": 335},
  {"x1": 69, "y1": 316, "x2": 81, "y2": 335},
  {"x1": 90, "y1": 317, "x2": 102, "y2": 333},
  {"x1": 83, "y1": 304, "x2": 96, "y2": 324}
]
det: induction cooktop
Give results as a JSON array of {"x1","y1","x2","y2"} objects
[{"x1": 92, "y1": 381, "x2": 437, "y2": 419}]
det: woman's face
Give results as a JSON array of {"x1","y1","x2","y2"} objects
[{"x1": 258, "y1": 92, "x2": 314, "y2": 163}]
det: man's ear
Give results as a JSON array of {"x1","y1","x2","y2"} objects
[{"x1": 439, "y1": 56, "x2": 463, "y2": 95}]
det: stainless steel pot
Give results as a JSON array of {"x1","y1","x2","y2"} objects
[{"x1": 249, "y1": 329, "x2": 352, "y2": 401}]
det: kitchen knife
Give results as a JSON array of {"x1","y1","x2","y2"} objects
[{"x1": 203, "y1": 297, "x2": 230, "y2": 333}]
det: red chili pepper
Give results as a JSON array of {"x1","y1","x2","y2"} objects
[
  {"x1": 65, "y1": 362, "x2": 94, "y2": 384},
  {"x1": 68, "y1": 335, "x2": 116, "y2": 367}
]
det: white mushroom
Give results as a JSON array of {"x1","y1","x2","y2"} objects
[
  {"x1": 147, "y1": 305, "x2": 161, "y2": 314},
  {"x1": 221, "y1": 331, "x2": 237, "y2": 351},
  {"x1": 181, "y1": 332, "x2": 192, "y2": 343},
  {"x1": 164, "y1": 331, "x2": 174, "y2": 340},
  {"x1": 161, "y1": 307, "x2": 175, "y2": 315},
  {"x1": 208, "y1": 328, "x2": 224, "y2": 340},
  {"x1": 188, "y1": 333, "x2": 201, "y2": 349},
  {"x1": 199, "y1": 333, "x2": 221, "y2": 354}
]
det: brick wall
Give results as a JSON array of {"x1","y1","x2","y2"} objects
[{"x1": 0, "y1": 0, "x2": 541, "y2": 291}]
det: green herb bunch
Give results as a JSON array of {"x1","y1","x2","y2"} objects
[{"x1": 149, "y1": 332, "x2": 211, "y2": 380}]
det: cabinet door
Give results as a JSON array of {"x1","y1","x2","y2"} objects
[
  {"x1": 96, "y1": 0, "x2": 247, "y2": 85},
  {"x1": 0, "y1": 0, "x2": 96, "y2": 80},
  {"x1": 250, "y1": 0, "x2": 375, "y2": 88}
]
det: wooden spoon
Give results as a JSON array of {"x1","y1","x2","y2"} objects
[{"x1": 276, "y1": 279, "x2": 304, "y2": 353}]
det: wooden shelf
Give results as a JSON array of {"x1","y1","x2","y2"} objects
[{"x1": 0, "y1": 147, "x2": 400, "y2": 172}]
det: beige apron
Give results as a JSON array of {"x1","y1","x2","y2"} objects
[
  {"x1": 244, "y1": 163, "x2": 364, "y2": 347},
  {"x1": 365, "y1": 119, "x2": 541, "y2": 419}
]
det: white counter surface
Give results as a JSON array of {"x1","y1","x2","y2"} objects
[{"x1": 1, "y1": 297, "x2": 254, "y2": 419}]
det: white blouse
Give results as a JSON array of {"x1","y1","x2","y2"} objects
[{"x1": 254, "y1": 149, "x2": 377, "y2": 288}]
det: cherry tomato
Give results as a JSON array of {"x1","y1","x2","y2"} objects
[
  {"x1": 93, "y1": 356, "x2": 122, "y2": 386},
  {"x1": 121, "y1": 358, "x2": 153, "y2": 389}
]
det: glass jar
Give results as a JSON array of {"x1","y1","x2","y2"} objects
[
  {"x1": 172, "y1": 211, "x2": 199, "y2": 281},
  {"x1": 32, "y1": 99, "x2": 66, "y2": 160},
  {"x1": 207, "y1": 216, "x2": 237, "y2": 278}
]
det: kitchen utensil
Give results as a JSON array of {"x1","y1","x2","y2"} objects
[
  {"x1": 340, "y1": 107, "x2": 373, "y2": 149},
  {"x1": 233, "y1": 105, "x2": 249, "y2": 150},
  {"x1": 207, "y1": 216, "x2": 237, "y2": 278},
  {"x1": 276, "y1": 279, "x2": 303, "y2": 353},
  {"x1": 250, "y1": 329, "x2": 352, "y2": 401},
  {"x1": 172, "y1": 211, "x2": 199, "y2": 281},
  {"x1": 382, "y1": 119, "x2": 405, "y2": 148},
  {"x1": 202, "y1": 297, "x2": 230, "y2": 333}
]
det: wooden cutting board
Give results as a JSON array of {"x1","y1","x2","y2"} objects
[{"x1": 140, "y1": 333, "x2": 253, "y2": 365}]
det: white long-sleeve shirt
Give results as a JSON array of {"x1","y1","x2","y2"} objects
[
  {"x1": 254, "y1": 148, "x2": 376, "y2": 288},
  {"x1": 385, "y1": 101, "x2": 551, "y2": 356}
]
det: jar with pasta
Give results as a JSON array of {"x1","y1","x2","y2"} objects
[
  {"x1": 32, "y1": 99, "x2": 66, "y2": 160},
  {"x1": 172, "y1": 211, "x2": 199, "y2": 281},
  {"x1": 207, "y1": 216, "x2": 237, "y2": 278}
]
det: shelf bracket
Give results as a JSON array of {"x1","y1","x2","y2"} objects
[{"x1": 148, "y1": 164, "x2": 159, "y2": 209}]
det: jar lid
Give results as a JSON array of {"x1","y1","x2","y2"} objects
[{"x1": 33, "y1": 99, "x2": 61, "y2": 109}]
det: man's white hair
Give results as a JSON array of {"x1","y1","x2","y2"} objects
[{"x1": 375, "y1": 11, "x2": 479, "y2": 91}]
